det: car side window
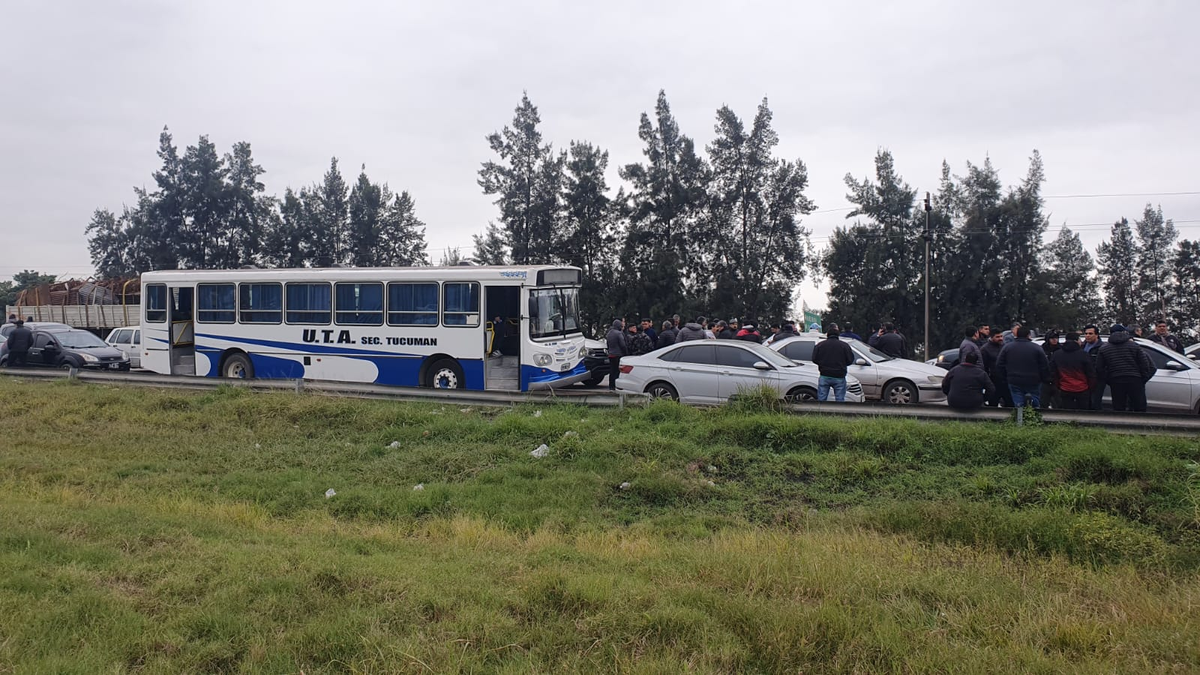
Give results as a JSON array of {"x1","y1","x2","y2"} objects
[
  {"x1": 112, "y1": 329, "x2": 131, "y2": 344},
  {"x1": 715, "y1": 345, "x2": 765, "y2": 369},
  {"x1": 34, "y1": 333, "x2": 52, "y2": 348},
  {"x1": 1145, "y1": 347, "x2": 1176, "y2": 371},
  {"x1": 782, "y1": 341, "x2": 815, "y2": 361},
  {"x1": 132, "y1": 330, "x2": 140, "y2": 345},
  {"x1": 673, "y1": 344, "x2": 715, "y2": 365}
]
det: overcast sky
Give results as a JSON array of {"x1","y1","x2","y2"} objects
[{"x1": 3, "y1": 0, "x2": 1199, "y2": 307}]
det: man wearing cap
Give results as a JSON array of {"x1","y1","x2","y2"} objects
[
  {"x1": 1148, "y1": 320, "x2": 1184, "y2": 354},
  {"x1": 812, "y1": 324, "x2": 856, "y2": 402},
  {"x1": 1097, "y1": 324, "x2": 1155, "y2": 412}
]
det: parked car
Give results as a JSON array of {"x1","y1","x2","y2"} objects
[
  {"x1": 1186, "y1": 342, "x2": 1199, "y2": 362},
  {"x1": 928, "y1": 348, "x2": 959, "y2": 371},
  {"x1": 930, "y1": 337, "x2": 1200, "y2": 413},
  {"x1": 614, "y1": 339, "x2": 864, "y2": 404},
  {"x1": 104, "y1": 325, "x2": 143, "y2": 368},
  {"x1": 770, "y1": 335, "x2": 946, "y2": 404},
  {"x1": 0, "y1": 325, "x2": 130, "y2": 371},
  {"x1": 582, "y1": 338, "x2": 609, "y2": 387}
]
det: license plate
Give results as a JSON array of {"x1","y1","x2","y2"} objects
[{"x1": 108, "y1": 363, "x2": 122, "y2": 369}]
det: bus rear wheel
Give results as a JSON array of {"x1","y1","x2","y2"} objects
[
  {"x1": 222, "y1": 353, "x2": 254, "y2": 379},
  {"x1": 426, "y1": 359, "x2": 463, "y2": 389}
]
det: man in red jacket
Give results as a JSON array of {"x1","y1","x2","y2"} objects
[{"x1": 1050, "y1": 332, "x2": 1096, "y2": 410}]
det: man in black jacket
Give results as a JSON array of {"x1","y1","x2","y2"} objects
[
  {"x1": 980, "y1": 328, "x2": 1008, "y2": 406},
  {"x1": 657, "y1": 320, "x2": 678, "y2": 348},
  {"x1": 812, "y1": 324, "x2": 856, "y2": 402},
  {"x1": 996, "y1": 326, "x2": 1050, "y2": 408},
  {"x1": 1082, "y1": 324, "x2": 1105, "y2": 410},
  {"x1": 4, "y1": 320, "x2": 33, "y2": 367},
  {"x1": 605, "y1": 319, "x2": 627, "y2": 391},
  {"x1": 1149, "y1": 320, "x2": 1184, "y2": 354},
  {"x1": 874, "y1": 323, "x2": 907, "y2": 359},
  {"x1": 941, "y1": 351, "x2": 992, "y2": 409},
  {"x1": 1097, "y1": 324, "x2": 1155, "y2": 412}
]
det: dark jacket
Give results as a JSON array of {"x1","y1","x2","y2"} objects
[
  {"x1": 629, "y1": 332, "x2": 654, "y2": 356},
  {"x1": 941, "y1": 362, "x2": 992, "y2": 409},
  {"x1": 735, "y1": 328, "x2": 762, "y2": 344},
  {"x1": 959, "y1": 338, "x2": 982, "y2": 366},
  {"x1": 980, "y1": 340, "x2": 1004, "y2": 377},
  {"x1": 812, "y1": 335, "x2": 856, "y2": 379},
  {"x1": 1097, "y1": 332, "x2": 1155, "y2": 382},
  {"x1": 1149, "y1": 332, "x2": 1184, "y2": 354},
  {"x1": 605, "y1": 321, "x2": 627, "y2": 357},
  {"x1": 1041, "y1": 341, "x2": 1060, "y2": 359},
  {"x1": 841, "y1": 331, "x2": 862, "y2": 342},
  {"x1": 773, "y1": 329, "x2": 800, "y2": 343},
  {"x1": 676, "y1": 322, "x2": 706, "y2": 343},
  {"x1": 875, "y1": 331, "x2": 907, "y2": 359},
  {"x1": 643, "y1": 327, "x2": 657, "y2": 345},
  {"x1": 996, "y1": 337, "x2": 1050, "y2": 387},
  {"x1": 657, "y1": 326, "x2": 679, "y2": 348},
  {"x1": 715, "y1": 327, "x2": 736, "y2": 340},
  {"x1": 1049, "y1": 341, "x2": 1095, "y2": 393},
  {"x1": 5, "y1": 326, "x2": 33, "y2": 352}
]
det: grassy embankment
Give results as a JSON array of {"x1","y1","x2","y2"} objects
[{"x1": 1, "y1": 377, "x2": 1199, "y2": 673}]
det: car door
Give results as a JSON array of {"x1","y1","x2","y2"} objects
[
  {"x1": 715, "y1": 344, "x2": 776, "y2": 401},
  {"x1": 845, "y1": 344, "x2": 883, "y2": 398},
  {"x1": 108, "y1": 329, "x2": 132, "y2": 361},
  {"x1": 29, "y1": 333, "x2": 55, "y2": 367},
  {"x1": 663, "y1": 343, "x2": 719, "y2": 404},
  {"x1": 130, "y1": 329, "x2": 142, "y2": 368},
  {"x1": 1142, "y1": 345, "x2": 1197, "y2": 412}
]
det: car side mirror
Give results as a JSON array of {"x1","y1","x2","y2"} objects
[
  {"x1": 753, "y1": 361, "x2": 772, "y2": 371},
  {"x1": 1165, "y1": 361, "x2": 1185, "y2": 371},
  {"x1": 854, "y1": 358, "x2": 867, "y2": 366},
  {"x1": 1189, "y1": 354, "x2": 1197, "y2": 361}
]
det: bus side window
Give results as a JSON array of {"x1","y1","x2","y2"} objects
[
  {"x1": 443, "y1": 282, "x2": 480, "y2": 327},
  {"x1": 145, "y1": 285, "x2": 167, "y2": 323}
]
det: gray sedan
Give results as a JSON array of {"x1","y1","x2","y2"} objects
[{"x1": 771, "y1": 335, "x2": 947, "y2": 404}]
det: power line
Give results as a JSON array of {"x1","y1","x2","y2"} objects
[{"x1": 1043, "y1": 191, "x2": 1200, "y2": 199}]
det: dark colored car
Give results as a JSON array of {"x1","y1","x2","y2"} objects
[
  {"x1": 929, "y1": 348, "x2": 959, "y2": 371},
  {"x1": 582, "y1": 338, "x2": 609, "y2": 387},
  {"x1": 1, "y1": 326, "x2": 130, "y2": 371}
]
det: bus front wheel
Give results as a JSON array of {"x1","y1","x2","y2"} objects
[
  {"x1": 222, "y1": 353, "x2": 255, "y2": 379},
  {"x1": 426, "y1": 359, "x2": 463, "y2": 389}
]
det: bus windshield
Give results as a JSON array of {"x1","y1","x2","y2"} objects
[{"x1": 529, "y1": 287, "x2": 581, "y2": 339}]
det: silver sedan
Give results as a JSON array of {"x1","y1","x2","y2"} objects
[{"x1": 770, "y1": 335, "x2": 947, "y2": 404}]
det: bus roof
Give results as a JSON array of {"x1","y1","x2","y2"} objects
[{"x1": 141, "y1": 265, "x2": 580, "y2": 285}]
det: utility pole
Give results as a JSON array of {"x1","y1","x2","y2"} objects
[{"x1": 923, "y1": 192, "x2": 932, "y2": 360}]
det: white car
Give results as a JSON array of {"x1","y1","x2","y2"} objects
[
  {"x1": 1186, "y1": 342, "x2": 1199, "y2": 362},
  {"x1": 614, "y1": 340, "x2": 864, "y2": 404},
  {"x1": 770, "y1": 335, "x2": 947, "y2": 404},
  {"x1": 104, "y1": 325, "x2": 142, "y2": 368}
]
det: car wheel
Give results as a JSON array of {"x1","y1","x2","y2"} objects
[
  {"x1": 645, "y1": 381, "x2": 678, "y2": 401},
  {"x1": 584, "y1": 373, "x2": 605, "y2": 387},
  {"x1": 59, "y1": 362, "x2": 75, "y2": 371},
  {"x1": 786, "y1": 386, "x2": 818, "y2": 403},
  {"x1": 426, "y1": 358, "x2": 463, "y2": 389},
  {"x1": 222, "y1": 353, "x2": 255, "y2": 379},
  {"x1": 883, "y1": 380, "x2": 918, "y2": 404}
]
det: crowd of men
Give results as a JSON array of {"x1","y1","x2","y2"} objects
[{"x1": 940, "y1": 319, "x2": 1187, "y2": 413}]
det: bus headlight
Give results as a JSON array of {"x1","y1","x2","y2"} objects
[
  {"x1": 578, "y1": 345, "x2": 587, "y2": 359},
  {"x1": 534, "y1": 353, "x2": 552, "y2": 367}
]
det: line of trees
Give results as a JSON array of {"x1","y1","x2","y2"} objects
[
  {"x1": 822, "y1": 150, "x2": 1198, "y2": 353},
  {"x1": 86, "y1": 128, "x2": 429, "y2": 278}
]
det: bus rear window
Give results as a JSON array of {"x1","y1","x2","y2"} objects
[
  {"x1": 443, "y1": 282, "x2": 480, "y2": 327},
  {"x1": 388, "y1": 282, "x2": 438, "y2": 326},
  {"x1": 286, "y1": 283, "x2": 332, "y2": 324},
  {"x1": 145, "y1": 284, "x2": 167, "y2": 323},
  {"x1": 197, "y1": 284, "x2": 235, "y2": 323},
  {"x1": 240, "y1": 283, "x2": 282, "y2": 324},
  {"x1": 335, "y1": 283, "x2": 383, "y2": 325}
]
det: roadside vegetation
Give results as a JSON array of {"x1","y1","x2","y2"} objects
[{"x1": 2, "y1": 377, "x2": 1199, "y2": 672}]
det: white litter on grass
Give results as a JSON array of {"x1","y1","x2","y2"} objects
[
  {"x1": 530, "y1": 444, "x2": 550, "y2": 458},
  {"x1": 324, "y1": 488, "x2": 337, "y2": 499},
  {"x1": 619, "y1": 482, "x2": 631, "y2": 490},
  {"x1": 562, "y1": 430, "x2": 579, "y2": 439},
  {"x1": 413, "y1": 483, "x2": 425, "y2": 491},
  {"x1": 533, "y1": 410, "x2": 542, "y2": 418},
  {"x1": 705, "y1": 480, "x2": 716, "y2": 487},
  {"x1": 388, "y1": 441, "x2": 402, "y2": 449},
  {"x1": 460, "y1": 408, "x2": 472, "y2": 413},
  {"x1": 706, "y1": 465, "x2": 718, "y2": 474},
  {"x1": 254, "y1": 443, "x2": 261, "y2": 449}
]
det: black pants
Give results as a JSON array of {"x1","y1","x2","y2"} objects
[
  {"x1": 7, "y1": 350, "x2": 28, "y2": 367},
  {"x1": 989, "y1": 376, "x2": 1011, "y2": 407},
  {"x1": 607, "y1": 356, "x2": 621, "y2": 390},
  {"x1": 1058, "y1": 390, "x2": 1090, "y2": 410},
  {"x1": 1089, "y1": 383, "x2": 1106, "y2": 411},
  {"x1": 1109, "y1": 378, "x2": 1147, "y2": 412}
]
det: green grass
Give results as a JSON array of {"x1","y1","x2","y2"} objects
[{"x1": 2, "y1": 377, "x2": 1199, "y2": 672}]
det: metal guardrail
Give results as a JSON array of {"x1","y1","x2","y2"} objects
[{"x1": 2, "y1": 368, "x2": 1199, "y2": 433}]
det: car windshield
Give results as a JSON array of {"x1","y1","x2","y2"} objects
[
  {"x1": 847, "y1": 338, "x2": 894, "y2": 362},
  {"x1": 745, "y1": 343, "x2": 800, "y2": 368},
  {"x1": 54, "y1": 330, "x2": 109, "y2": 348},
  {"x1": 529, "y1": 287, "x2": 582, "y2": 339}
]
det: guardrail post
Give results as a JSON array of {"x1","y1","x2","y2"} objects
[
  {"x1": 295, "y1": 378, "x2": 304, "y2": 394},
  {"x1": 1016, "y1": 405, "x2": 1024, "y2": 427},
  {"x1": 617, "y1": 391, "x2": 625, "y2": 409},
  {"x1": 67, "y1": 366, "x2": 78, "y2": 380}
]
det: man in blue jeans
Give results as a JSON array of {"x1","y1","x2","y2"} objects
[
  {"x1": 812, "y1": 323, "x2": 857, "y2": 401},
  {"x1": 995, "y1": 326, "x2": 1050, "y2": 408}
]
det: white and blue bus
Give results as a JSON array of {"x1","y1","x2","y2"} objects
[{"x1": 139, "y1": 265, "x2": 588, "y2": 391}]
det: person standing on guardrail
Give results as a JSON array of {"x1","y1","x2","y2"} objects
[
  {"x1": 812, "y1": 324, "x2": 856, "y2": 402},
  {"x1": 941, "y1": 351, "x2": 991, "y2": 410},
  {"x1": 1149, "y1": 320, "x2": 1184, "y2": 354},
  {"x1": 1050, "y1": 332, "x2": 1096, "y2": 410},
  {"x1": 605, "y1": 319, "x2": 627, "y2": 391},
  {"x1": 1097, "y1": 324, "x2": 1155, "y2": 412},
  {"x1": 996, "y1": 326, "x2": 1050, "y2": 408},
  {"x1": 4, "y1": 319, "x2": 33, "y2": 368}
]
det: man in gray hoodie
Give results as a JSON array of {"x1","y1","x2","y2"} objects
[
  {"x1": 675, "y1": 317, "x2": 708, "y2": 343},
  {"x1": 605, "y1": 319, "x2": 627, "y2": 390}
]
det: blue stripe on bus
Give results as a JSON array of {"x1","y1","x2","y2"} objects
[{"x1": 521, "y1": 361, "x2": 588, "y2": 389}]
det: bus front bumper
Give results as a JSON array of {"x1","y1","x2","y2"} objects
[{"x1": 526, "y1": 361, "x2": 590, "y2": 390}]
